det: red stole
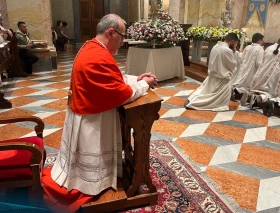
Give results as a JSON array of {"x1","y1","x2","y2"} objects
[{"x1": 69, "y1": 38, "x2": 133, "y2": 115}]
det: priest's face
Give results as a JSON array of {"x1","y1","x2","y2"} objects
[
  {"x1": 229, "y1": 40, "x2": 238, "y2": 50},
  {"x1": 111, "y1": 20, "x2": 126, "y2": 55}
]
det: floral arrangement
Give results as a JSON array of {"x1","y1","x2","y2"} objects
[
  {"x1": 186, "y1": 26, "x2": 244, "y2": 42},
  {"x1": 126, "y1": 8, "x2": 186, "y2": 47}
]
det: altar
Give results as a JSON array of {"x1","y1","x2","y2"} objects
[{"x1": 125, "y1": 46, "x2": 185, "y2": 82}]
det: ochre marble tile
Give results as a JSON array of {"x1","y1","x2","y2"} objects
[
  {"x1": 158, "y1": 107, "x2": 169, "y2": 117},
  {"x1": 47, "y1": 76, "x2": 69, "y2": 82},
  {"x1": 154, "y1": 88, "x2": 179, "y2": 96},
  {"x1": 181, "y1": 110, "x2": 217, "y2": 122},
  {"x1": 232, "y1": 111, "x2": 268, "y2": 126},
  {"x1": 43, "y1": 99, "x2": 68, "y2": 111},
  {"x1": 176, "y1": 83, "x2": 200, "y2": 90},
  {"x1": 7, "y1": 87, "x2": 39, "y2": 96},
  {"x1": 266, "y1": 127, "x2": 280, "y2": 143},
  {"x1": 206, "y1": 167, "x2": 259, "y2": 211},
  {"x1": 10, "y1": 96, "x2": 38, "y2": 107},
  {"x1": 176, "y1": 138, "x2": 217, "y2": 165},
  {"x1": 164, "y1": 97, "x2": 186, "y2": 107},
  {"x1": 238, "y1": 144, "x2": 280, "y2": 172},
  {"x1": 229, "y1": 101, "x2": 240, "y2": 111},
  {"x1": 43, "y1": 111, "x2": 66, "y2": 127},
  {"x1": 44, "y1": 90, "x2": 69, "y2": 99},
  {"x1": 0, "y1": 124, "x2": 33, "y2": 141},
  {"x1": 43, "y1": 129, "x2": 63, "y2": 149},
  {"x1": 204, "y1": 123, "x2": 245, "y2": 143},
  {"x1": 46, "y1": 82, "x2": 70, "y2": 89},
  {"x1": 0, "y1": 108, "x2": 35, "y2": 119},
  {"x1": 15, "y1": 80, "x2": 41, "y2": 87},
  {"x1": 151, "y1": 119, "x2": 188, "y2": 137}
]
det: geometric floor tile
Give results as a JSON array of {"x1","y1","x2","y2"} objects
[
  {"x1": 243, "y1": 127, "x2": 267, "y2": 143},
  {"x1": 266, "y1": 127, "x2": 280, "y2": 143},
  {"x1": 257, "y1": 176, "x2": 280, "y2": 211},
  {"x1": 212, "y1": 111, "x2": 236, "y2": 122},
  {"x1": 209, "y1": 144, "x2": 242, "y2": 166},
  {"x1": 160, "y1": 108, "x2": 185, "y2": 118},
  {"x1": 179, "y1": 122, "x2": 210, "y2": 137}
]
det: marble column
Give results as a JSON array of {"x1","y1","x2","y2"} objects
[
  {"x1": 72, "y1": 0, "x2": 81, "y2": 43},
  {"x1": 109, "y1": 0, "x2": 129, "y2": 23},
  {"x1": 185, "y1": 0, "x2": 200, "y2": 26},
  {"x1": 162, "y1": 0, "x2": 170, "y2": 12},
  {"x1": 128, "y1": 0, "x2": 141, "y2": 23},
  {"x1": 0, "y1": 0, "x2": 10, "y2": 28},
  {"x1": 168, "y1": 0, "x2": 185, "y2": 23},
  {"x1": 6, "y1": 0, "x2": 53, "y2": 46}
]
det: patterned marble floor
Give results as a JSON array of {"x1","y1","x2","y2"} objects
[{"x1": 1, "y1": 50, "x2": 280, "y2": 213}]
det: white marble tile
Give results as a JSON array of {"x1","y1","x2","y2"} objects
[
  {"x1": 268, "y1": 116, "x2": 280, "y2": 127},
  {"x1": 33, "y1": 112, "x2": 58, "y2": 119},
  {"x1": 184, "y1": 78, "x2": 201, "y2": 85},
  {"x1": 8, "y1": 86, "x2": 23, "y2": 91},
  {"x1": 180, "y1": 123, "x2": 210, "y2": 137},
  {"x1": 212, "y1": 111, "x2": 236, "y2": 122},
  {"x1": 34, "y1": 71, "x2": 55, "y2": 75},
  {"x1": 161, "y1": 108, "x2": 185, "y2": 118},
  {"x1": 20, "y1": 128, "x2": 62, "y2": 138},
  {"x1": 31, "y1": 75, "x2": 55, "y2": 80},
  {"x1": 28, "y1": 82, "x2": 54, "y2": 87},
  {"x1": 243, "y1": 127, "x2": 267, "y2": 143},
  {"x1": 60, "y1": 61, "x2": 74, "y2": 64},
  {"x1": 161, "y1": 96, "x2": 171, "y2": 102},
  {"x1": 237, "y1": 105, "x2": 250, "y2": 111},
  {"x1": 174, "y1": 90, "x2": 194, "y2": 96},
  {"x1": 5, "y1": 96, "x2": 19, "y2": 100},
  {"x1": 0, "y1": 124, "x2": 7, "y2": 127},
  {"x1": 257, "y1": 176, "x2": 280, "y2": 211},
  {"x1": 0, "y1": 108, "x2": 13, "y2": 114},
  {"x1": 62, "y1": 80, "x2": 71, "y2": 84},
  {"x1": 21, "y1": 99, "x2": 57, "y2": 107},
  {"x1": 209, "y1": 144, "x2": 242, "y2": 166},
  {"x1": 25, "y1": 89, "x2": 58, "y2": 96}
]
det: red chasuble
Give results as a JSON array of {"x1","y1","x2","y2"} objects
[{"x1": 69, "y1": 38, "x2": 133, "y2": 115}]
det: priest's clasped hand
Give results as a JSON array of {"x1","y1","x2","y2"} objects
[{"x1": 137, "y1": 72, "x2": 158, "y2": 89}]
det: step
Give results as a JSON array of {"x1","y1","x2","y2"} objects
[{"x1": 185, "y1": 66, "x2": 208, "y2": 82}]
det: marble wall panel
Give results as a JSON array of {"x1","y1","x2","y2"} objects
[
  {"x1": 198, "y1": 0, "x2": 225, "y2": 27},
  {"x1": 185, "y1": 0, "x2": 200, "y2": 25},
  {"x1": 109, "y1": 0, "x2": 129, "y2": 23},
  {"x1": 231, "y1": 0, "x2": 246, "y2": 28},
  {"x1": 168, "y1": 0, "x2": 185, "y2": 23},
  {"x1": 6, "y1": 0, "x2": 53, "y2": 46},
  {"x1": 162, "y1": 0, "x2": 170, "y2": 12},
  {"x1": 50, "y1": 0, "x2": 75, "y2": 39},
  {"x1": 264, "y1": 2, "x2": 280, "y2": 43},
  {"x1": 0, "y1": 0, "x2": 9, "y2": 28}
]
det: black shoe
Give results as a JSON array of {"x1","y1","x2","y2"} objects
[
  {"x1": 263, "y1": 100, "x2": 269, "y2": 116},
  {"x1": 184, "y1": 99, "x2": 190, "y2": 108},
  {"x1": 267, "y1": 100, "x2": 275, "y2": 117}
]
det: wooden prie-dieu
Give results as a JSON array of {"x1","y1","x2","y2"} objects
[{"x1": 81, "y1": 90, "x2": 162, "y2": 213}]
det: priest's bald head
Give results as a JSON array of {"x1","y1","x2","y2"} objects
[
  {"x1": 95, "y1": 14, "x2": 127, "y2": 55},
  {"x1": 225, "y1": 33, "x2": 239, "y2": 51}
]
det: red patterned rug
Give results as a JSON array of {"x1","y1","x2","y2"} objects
[{"x1": 44, "y1": 140, "x2": 233, "y2": 213}]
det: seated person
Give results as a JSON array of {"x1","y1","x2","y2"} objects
[
  {"x1": 232, "y1": 33, "x2": 264, "y2": 105},
  {"x1": 55, "y1": 21, "x2": 69, "y2": 51},
  {"x1": 42, "y1": 14, "x2": 158, "y2": 213},
  {"x1": 185, "y1": 33, "x2": 239, "y2": 111},
  {"x1": 15, "y1": 21, "x2": 45, "y2": 74},
  {"x1": 249, "y1": 38, "x2": 280, "y2": 116}
]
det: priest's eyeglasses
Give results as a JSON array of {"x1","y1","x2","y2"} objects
[{"x1": 114, "y1": 29, "x2": 127, "y2": 39}]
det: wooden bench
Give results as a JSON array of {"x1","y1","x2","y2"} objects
[
  {"x1": 0, "y1": 37, "x2": 27, "y2": 109},
  {"x1": 80, "y1": 90, "x2": 162, "y2": 213}
]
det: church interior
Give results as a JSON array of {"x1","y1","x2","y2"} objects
[{"x1": 0, "y1": 0, "x2": 280, "y2": 212}]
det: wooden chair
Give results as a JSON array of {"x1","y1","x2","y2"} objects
[{"x1": 0, "y1": 116, "x2": 45, "y2": 197}]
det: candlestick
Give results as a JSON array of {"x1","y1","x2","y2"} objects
[{"x1": 240, "y1": 32, "x2": 245, "y2": 50}]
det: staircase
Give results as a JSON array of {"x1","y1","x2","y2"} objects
[{"x1": 185, "y1": 60, "x2": 208, "y2": 82}]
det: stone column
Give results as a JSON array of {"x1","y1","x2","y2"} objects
[
  {"x1": 72, "y1": 0, "x2": 81, "y2": 43},
  {"x1": 128, "y1": 0, "x2": 141, "y2": 23},
  {"x1": 168, "y1": 0, "x2": 185, "y2": 23},
  {"x1": 0, "y1": 0, "x2": 10, "y2": 28},
  {"x1": 6, "y1": 0, "x2": 53, "y2": 46},
  {"x1": 109, "y1": 0, "x2": 129, "y2": 23}
]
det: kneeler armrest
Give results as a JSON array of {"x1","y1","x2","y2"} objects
[{"x1": 0, "y1": 116, "x2": 45, "y2": 138}]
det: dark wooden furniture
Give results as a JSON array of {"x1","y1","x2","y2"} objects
[
  {"x1": 178, "y1": 24, "x2": 192, "y2": 66},
  {"x1": 0, "y1": 116, "x2": 45, "y2": 195},
  {"x1": 81, "y1": 90, "x2": 162, "y2": 213},
  {"x1": 0, "y1": 37, "x2": 27, "y2": 109}
]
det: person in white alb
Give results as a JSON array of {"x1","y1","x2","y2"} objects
[
  {"x1": 42, "y1": 14, "x2": 158, "y2": 213},
  {"x1": 249, "y1": 39, "x2": 280, "y2": 116},
  {"x1": 185, "y1": 33, "x2": 239, "y2": 111},
  {"x1": 232, "y1": 33, "x2": 264, "y2": 105}
]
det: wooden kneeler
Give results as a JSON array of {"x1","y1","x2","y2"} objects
[{"x1": 80, "y1": 91, "x2": 162, "y2": 213}]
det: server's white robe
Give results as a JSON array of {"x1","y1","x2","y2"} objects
[
  {"x1": 250, "y1": 43, "x2": 280, "y2": 103},
  {"x1": 186, "y1": 41, "x2": 237, "y2": 111},
  {"x1": 233, "y1": 43, "x2": 264, "y2": 93},
  {"x1": 51, "y1": 75, "x2": 149, "y2": 195}
]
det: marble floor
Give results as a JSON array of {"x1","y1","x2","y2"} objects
[{"x1": 1, "y1": 50, "x2": 280, "y2": 213}]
